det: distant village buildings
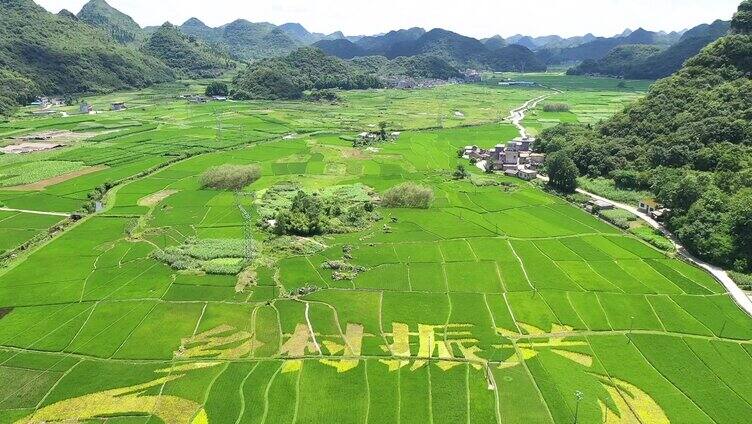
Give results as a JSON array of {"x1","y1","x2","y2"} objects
[
  {"x1": 462, "y1": 136, "x2": 543, "y2": 181},
  {"x1": 111, "y1": 102, "x2": 127, "y2": 111},
  {"x1": 463, "y1": 69, "x2": 482, "y2": 83}
]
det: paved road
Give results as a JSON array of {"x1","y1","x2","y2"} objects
[
  {"x1": 0, "y1": 207, "x2": 69, "y2": 217},
  {"x1": 503, "y1": 93, "x2": 752, "y2": 316}
]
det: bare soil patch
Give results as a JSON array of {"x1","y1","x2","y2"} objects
[
  {"x1": 138, "y1": 190, "x2": 179, "y2": 207},
  {"x1": 3, "y1": 165, "x2": 108, "y2": 191}
]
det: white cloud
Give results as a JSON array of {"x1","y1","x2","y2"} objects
[{"x1": 34, "y1": 0, "x2": 740, "y2": 38}]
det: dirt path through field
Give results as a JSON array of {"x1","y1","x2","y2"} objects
[
  {"x1": 506, "y1": 95, "x2": 549, "y2": 139},
  {"x1": 0, "y1": 207, "x2": 69, "y2": 217}
]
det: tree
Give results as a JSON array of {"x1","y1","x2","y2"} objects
[
  {"x1": 546, "y1": 151, "x2": 579, "y2": 193},
  {"x1": 612, "y1": 170, "x2": 640, "y2": 190},
  {"x1": 275, "y1": 191, "x2": 323, "y2": 236},
  {"x1": 205, "y1": 81, "x2": 229, "y2": 97},
  {"x1": 731, "y1": 0, "x2": 752, "y2": 34},
  {"x1": 378, "y1": 121, "x2": 388, "y2": 141},
  {"x1": 453, "y1": 164, "x2": 469, "y2": 180},
  {"x1": 730, "y1": 190, "x2": 752, "y2": 269}
]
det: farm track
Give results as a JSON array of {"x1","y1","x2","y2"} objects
[{"x1": 0, "y1": 207, "x2": 69, "y2": 217}]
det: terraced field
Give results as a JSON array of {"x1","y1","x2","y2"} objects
[{"x1": 1, "y1": 80, "x2": 751, "y2": 423}]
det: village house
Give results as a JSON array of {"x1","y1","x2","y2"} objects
[
  {"x1": 638, "y1": 198, "x2": 660, "y2": 215},
  {"x1": 111, "y1": 102, "x2": 127, "y2": 111},
  {"x1": 529, "y1": 153, "x2": 545, "y2": 168},
  {"x1": 587, "y1": 199, "x2": 614, "y2": 213},
  {"x1": 462, "y1": 145, "x2": 481, "y2": 159},
  {"x1": 212, "y1": 96, "x2": 228, "y2": 101},
  {"x1": 79, "y1": 103, "x2": 93, "y2": 113},
  {"x1": 518, "y1": 169, "x2": 538, "y2": 181},
  {"x1": 358, "y1": 132, "x2": 379, "y2": 142}
]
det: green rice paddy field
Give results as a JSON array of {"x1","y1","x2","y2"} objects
[{"x1": 0, "y1": 79, "x2": 751, "y2": 424}]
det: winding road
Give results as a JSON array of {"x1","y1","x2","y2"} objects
[{"x1": 507, "y1": 95, "x2": 752, "y2": 317}]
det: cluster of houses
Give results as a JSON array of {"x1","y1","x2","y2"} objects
[
  {"x1": 463, "y1": 69, "x2": 482, "y2": 83},
  {"x1": 383, "y1": 70, "x2": 485, "y2": 90},
  {"x1": 462, "y1": 136, "x2": 545, "y2": 181},
  {"x1": 357, "y1": 131, "x2": 401, "y2": 143},
  {"x1": 30, "y1": 97, "x2": 64, "y2": 108},
  {"x1": 181, "y1": 94, "x2": 228, "y2": 103}
]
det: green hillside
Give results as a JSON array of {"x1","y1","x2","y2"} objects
[
  {"x1": 76, "y1": 0, "x2": 143, "y2": 43},
  {"x1": 0, "y1": 0, "x2": 173, "y2": 116},
  {"x1": 567, "y1": 44, "x2": 663, "y2": 76},
  {"x1": 232, "y1": 47, "x2": 382, "y2": 100},
  {"x1": 142, "y1": 23, "x2": 234, "y2": 78},
  {"x1": 539, "y1": 0, "x2": 752, "y2": 271}
]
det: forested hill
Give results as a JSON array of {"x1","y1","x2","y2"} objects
[
  {"x1": 231, "y1": 47, "x2": 384, "y2": 100},
  {"x1": 142, "y1": 23, "x2": 235, "y2": 78},
  {"x1": 538, "y1": 0, "x2": 752, "y2": 272},
  {"x1": 179, "y1": 19, "x2": 302, "y2": 61},
  {"x1": 76, "y1": 0, "x2": 143, "y2": 44},
  {"x1": 0, "y1": 0, "x2": 174, "y2": 116}
]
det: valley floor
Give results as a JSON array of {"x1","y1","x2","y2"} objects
[{"x1": 0, "y1": 78, "x2": 750, "y2": 424}]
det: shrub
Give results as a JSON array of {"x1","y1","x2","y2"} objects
[
  {"x1": 542, "y1": 102, "x2": 571, "y2": 112},
  {"x1": 629, "y1": 226, "x2": 676, "y2": 252},
  {"x1": 599, "y1": 208, "x2": 637, "y2": 230},
  {"x1": 381, "y1": 183, "x2": 434, "y2": 209},
  {"x1": 729, "y1": 271, "x2": 752, "y2": 290},
  {"x1": 200, "y1": 165, "x2": 261, "y2": 191},
  {"x1": 453, "y1": 164, "x2": 469, "y2": 180}
]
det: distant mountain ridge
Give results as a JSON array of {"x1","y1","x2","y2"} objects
[
  {"x1": 316, "y1": 28, "x2": 546, "y2": 72},
  {"x1": 567, "y1": 20, "x2": 732, "y2": 79}
]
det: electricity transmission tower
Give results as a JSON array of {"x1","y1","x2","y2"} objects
[{"x1": 234, "y1": 191, "x2": 255, "y2": 262}]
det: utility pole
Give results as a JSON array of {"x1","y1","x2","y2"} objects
[
  {"x1": 215, "y1": 109, "x2": 222, "y2": 142},
  {"x1": 234, "y1": 191, "x2": 255, "y2": 262},
  {"x1": 573, "y1": 391, "x2": 584, "y2": 424},
  {"x1": 628, "y1": 315, "x2": 635, "y2": 343}
]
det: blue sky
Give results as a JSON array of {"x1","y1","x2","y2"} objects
[{"x1": 35, "y1": 0, "x2": 741, "y2": 38}]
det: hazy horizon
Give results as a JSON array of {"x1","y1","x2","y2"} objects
[{"x1": 34, "y1": 0, "x2": 741, "y2": 39}]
